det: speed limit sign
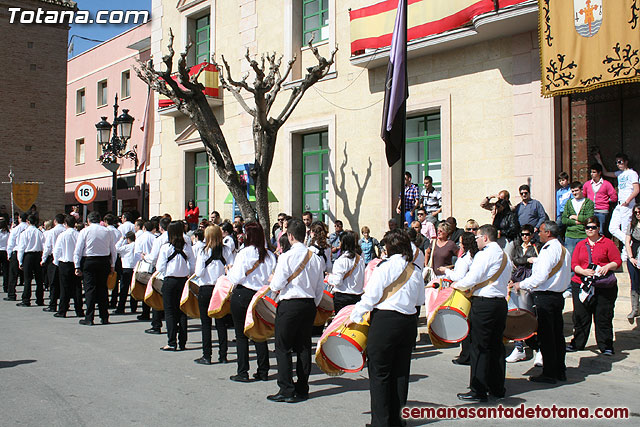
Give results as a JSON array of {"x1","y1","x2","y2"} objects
[{"x1": 75, "y1": 181, "x2": 97, "y2": 204}]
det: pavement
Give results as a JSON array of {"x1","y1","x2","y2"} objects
[{"x1": 1, "y1": 270, "x2": 639, "y2": 426}]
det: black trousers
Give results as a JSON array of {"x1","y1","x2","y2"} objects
[
  {"x1": 198, "y1": 285, "x2": 228, "y2": 360},
  {"x1": 457, "y1": 335, "x2": 471, "y2": 362},
  {"x1": 162, "y1": 276, "x2": 188, "y2": 348},
  {"x1": 82, "y1": 256, "x2": 111, "y2": 323},
  {"x1": 1, "y1": 250, "x2": 9, "y2": 292},
  {"x1": 116, "y1": 269, "x2": 137, "y2": 312},
  {"x1": 367, "y1": 309, "x2": 417, "y2": 427},
  {"x1": 7, "y1": 252, "x2": 22, "y2": 299},
  {"x1": 469, "y1": 297, "x2": 507, "y2": 397},
  {"x1": 21, "y1": 252, "x2": 44, "y2": 304},
  {"x1": 45, "y1": 257, "x2": 60, "y2": 309},
  {"x1": 274, "y1": 298, "x2": 316, "y2": 397},
  {"x1": 333, "y1": 292, "x2": 362, "y2": 315},
  {"x1": 58, "y1": 262, "x2": 83, "y2": 315},
  {"x1": 571, "y1": 285, "x2": 617, "y2": 352},
  {"x1": 532, "y1": 291, "x2": 565, "y2": 379},
  {"x1": 230, "y1": 285, "x2": 269, "y2": 377},
  {"x1": 110, "y1": 256, "x2": 122, "y2": 307}
]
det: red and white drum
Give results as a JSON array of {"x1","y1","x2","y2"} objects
[
  {"x1": 427, "y1": 287, "x2": 471, "y2": 344},
  {"x1": 504, "y1": 289, "x2": 537, "y2": 340},
  {"x1": 255, "y1": 289, "x2": 278, "y2": 327},
  {"x1": 314, "y1": 282, "x2": 334, "y2": 326}
]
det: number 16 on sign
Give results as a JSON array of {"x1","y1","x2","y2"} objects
[{"x1": 75, "y1": 181, "x2": 97, "y2": 224}]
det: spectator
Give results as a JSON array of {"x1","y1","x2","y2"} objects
[
  {"x1": 328, "y1": 220, "x2": 345, "y2": 262},
  {"x1": 493, "y1": 199, "x2": 520, "y2": 248},
  {"x1": 409, "y1": 222, "x2": 429, "y2": 253},
  {"x1": 302, "y1": 211, "x2": 313, "y2": 246},
  {"x1": 209, "y1": 211, "x2": 222, "y2": 226},
  {"x1": 481, "y1": 190, "x2": 513, "y2": 220},
  {"x1": 359, "y1": 226, "x2": 380, "y2": 265},
  {"x1": 556, "y1": 172, "x2": 572, "y2": 224},
  {"x1": 395, "y1": 171, "x2": 420, "y2": 226},
  {"x1": 583, "y1": 163, "x2": 617, "y2": 235},
  {"x1": 464, "y1": 219, "x2": 479, "y2": 235},
  {"x1": 185, "y1": 200, "x2": 199, "y2": 231},
  {"x1": 420, "y1": 175, "x2": 442, "y2": 225},
  {"x1": 416, "y1": 207, "x2": 436, "y2": 239},
  {"x1": 387, "y1": 218, "x2": 398, "y2": 231},
  {"x1": 515, "y1": 184, "x2": 547, "y2": 233},
  {"x1": 446, "y1": 217, "x2": 464, "y2": 244},
  {"x1": 425, "y1": 222, "x2": 458, "y2": 276},
  {"x1": 562, "y1": 181, "x2": 594, "y2": 255},
  {"x1": 624, "y1": 205, "x2": 640, "y2": 323}
]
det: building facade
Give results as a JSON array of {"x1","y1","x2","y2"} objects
[
  {"x1": 146, "y1": 0, "x2": 637, "y2": 237},
  {"x1": 65, "y1": 22, "x2": 152, "y2": 216},
  {"x1": 0, "y1": 0, "x2": 75, "y2": 221}
]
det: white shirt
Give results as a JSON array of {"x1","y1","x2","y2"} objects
[
  {"x1": 107, "y1": 225, "x2": 123, "y2": 245},
  {"x1": 222, "y1": 235, "x2": 236, "y2": 265},
  {"x1": 41, "y1": 224, "x2": 65, "y2": 263},
  {"x1": 17, "y1": 225, "x2": 45, "y2": 265},
  {"x1": 519, "y1": 239, "x2": 571, "y2": 293},
  {"x1": 270, "y1": 242, "x2": 324, "y2": 303},
  {"x1": 591, "y1": 178, "x2": 603, "y2": 194},
  {"x1": 7, "y1": 222, "x2": 28, "y2": 255},
  {"x1": 453, "y1": 242, "x2": 511, "y2": 298},
  {"x1": 328, "y1": 252, "x2": 365, "y2": 295},
  {"x1": 444, "y1": 252, "x2": 473, "y2": 282},
  {"x1": 117, "y1": 239, "x2": 139, "y2": 269},
  {"x1": 135, "y1": 231, "x2": 156, "y2": 258},
  {"x1": 73, "y1": 223, "x2": 117, "y2": 268},
  {"x1": 144, "y1": 232, "x2": 168, "y2": 266},
  {"x1": 195, "y1": 245, "x2": 234, "y2": 286},
  {"x1": 192, "y1": 240, "x2": 205, "y2": 258},
  {"x1": 309, "y1": 244, "x2": 332, "y2": 273},
  {"x1": 0, "y1": 230, "x2": 9, "y2": 251},
  {"x1": 616, "y1": 168, "x2": 640, "y2": 205},
  {"x1": 571, "y1": 198, "x2": 586, "y2": 215},
  {"x1": 53, "y1": 228, "x2": 78, "y2": 265},
  {"x1": 156, "y1": 243, "x2": 196, "y2": 277},
  {"x1": 349, "y1": 254, "x2": 425, "y2": 323},
  {"x1": 118, "y1": 221, "x2": 135, "y2": 238},
  {"x1": 411, "y1": 242, "x2": 425, "y2": 271},
  {"x1": 227, "y1": 246, "x2": 276, "y2": 291}
]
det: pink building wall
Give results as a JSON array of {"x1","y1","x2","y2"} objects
[{"x1": 65, "y1": 22, "x2": 152, "y2": 215}]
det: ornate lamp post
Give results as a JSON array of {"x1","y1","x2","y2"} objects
[{"x1": 95, "y1": 94, "x2": 137, "y2": 214}]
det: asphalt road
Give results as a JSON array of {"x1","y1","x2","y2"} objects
[{"x1": 1, "y1": 293, "x2": 639, "y2": 426}]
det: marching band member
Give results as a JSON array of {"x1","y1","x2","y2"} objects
[
  {"x1": 267, "y1": 218, "x2": 324, "y2": 403},
  {"x1": 17, "y1": 214, "x2": 45, "y2": 307},
  {"x1": 346, "y1": 229, "x2": 424, "y2": 425},
  {"x1": 115, "y1": 231, "x2": 139, "y2": 314},
  {"x1": 227, "y1": 221, "x2": 276, "y2": 382},
  {"x1": 73, "y1": 212, "x2": 117, "y2": 326},
  {"x1": 194, "y1": 225, "x2": 233, "y2": 365},
  {"x1": 192, "y1": 228, "x2": 205, "y2": 257},
  {"x1": 141, "y1": 217, "x2": 171, "y2": 333},
  {"x1": 134, "y1": 220, "x2": 158, "y2": 320},
  {"x1": 41, "y1": 214, "x2": 65, "y2": 313},
  {"x1": 53, "y1": 215, "x2": 83, "y2": 318},
  {"x1": 118, "y1": 211, "x2": 136, "y2": 238},
  {"x1": 5, "y1": 213, "x2": 28, "y2": 302},
  {"x1": 327, "y1": 230, "x2": 365, "y2": 314},
  {"x1": 156, "y1": 221, "x2": 196, "y2": 351},
  {"x1": 512, "y1": 220, "x2": 571, "y2": 384},
  {"x1": 308, "y1": 221, "x2": 332, "y2": 273},
  {"x1": 221, "y1": 222, "x2": 237, "y2": 266},
  {"x1": 104, "y1": 213, "x2": 124, "y2": 309},
  {"x1": 452, "y1": 225, "x2": 512, "y2": 402}
]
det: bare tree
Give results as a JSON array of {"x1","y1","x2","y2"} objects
[{"x1": 135, "y1": 29, "x2": 336, "y2": 232}]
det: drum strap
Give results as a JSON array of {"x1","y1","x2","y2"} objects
[
  {"x1": 546, "y1": 247, "x2": 567, "y2": 280},
  {"x1": 245, "y1": 259, "x2": 262, "y2": 277},
  {"x1": 465, "y1": 253, "x2": 508, "y2": 296},
  {"x1": 287, "y1": 250, "x2": 313, "y2": 283},
  {"x1": 343, "y1": 254, "x2": 360, "y2": 280},
  {"x1": 205, "y1": 247, "x2": 226, "y2": 267},
  {"x1": 426, "y1": 240, "x2": 436, "y2": 268},
  {"x1": 167, "y1": 250, "x2": 187, "y2": 262},
  {"x1": 379, "y1": 262, "x2": 416, "y2": 304},
  {"x1": 413, "y1": 247, "x2": 420, "y2": 262}
]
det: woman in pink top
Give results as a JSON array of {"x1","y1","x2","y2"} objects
[{"x1": 583, "y1": 163, "x2": 617, "y2": 234}]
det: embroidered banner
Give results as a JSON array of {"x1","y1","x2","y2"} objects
[
  {"x1": 12, "y1": 183, "x2": 39, "y2": 212},
  {"x1": 349, "y1": 0, "x2": 530, "y2": 55},
  {"x1": 539, "y1": 0, "x2": 640, "y2": 97}
]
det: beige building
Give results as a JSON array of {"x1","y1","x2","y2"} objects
[{"x1": 147, "y1": 0, "x2": 637, "y2": 237}]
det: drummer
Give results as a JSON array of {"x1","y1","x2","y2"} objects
[
  {"x1": 308, "y1": 221, "x2": 332, "y2": 274},
  {"x1": 451, "y1": 225, "x2": 511, "y2": 402},
  {"x1": 346, "y1": 229, "x2": 424, "y2": 426},
  {"x1": 327, "y1": 230, "x2": 365, "y2": 314},
  {"x1": 512, "y1": 220, "x2": 571, "y2": 384}
]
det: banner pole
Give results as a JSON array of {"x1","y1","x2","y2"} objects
[{"x1": 9, "y1": 167, "x2": 14, "y2": 226}]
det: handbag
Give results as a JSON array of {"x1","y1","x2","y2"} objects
[
  {"x1": 423, "y1": 239, "x2": 436, "y2": 282},
  {"x1": 584, "y1": 242, "x2": 617, "y2": 289}
]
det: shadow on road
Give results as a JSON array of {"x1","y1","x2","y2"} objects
[{"x1": 0, "y1": 359, "x2": 36, "y2": 369}]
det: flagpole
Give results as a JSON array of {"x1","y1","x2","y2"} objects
[{"x1": 400, "y1": 0, "x2": 408, "y2": 228}]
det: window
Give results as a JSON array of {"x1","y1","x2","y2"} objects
[
  {"x1": 121, "y1": 70, "x2": 131, "y2": 99},
  {"x1": 97, "y1": 80, "x2": 108, "y2": 107},
  {"x1": 76, "y1": 88, "x2": 85, "y2": 114},
  {"x1": 405, "y1": 113, "x2": 442, "y2": 190},
  {"x1": 194, "y1": 152, "x2": 209, "y2": 219},
  {"x1": 302, "y1": 131, "x2": 329, "y2": 222},
  {"x1": 195, "y1": 15, "x2": 210, "y2": 64},
  {"x1": 75, "y1": 138, "x2": 85, "y2": 164},
  {"x1": 302, "y1": 0, "x2": 328, "y2": 44}
]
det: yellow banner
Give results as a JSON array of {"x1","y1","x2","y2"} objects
[
  {"x1": 539, "y1": 0, "x2": 640, "y2": 97},
  {"x1": 13, "y1": 183, "x2": 39, "y2": 212}
]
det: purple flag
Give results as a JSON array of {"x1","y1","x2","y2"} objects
[{"x1": 381, "y1": 0, "x2": 408, "y2": 167}]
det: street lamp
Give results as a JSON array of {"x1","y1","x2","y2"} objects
[{"x1": 95, "y1": 94, "x2": 137, "y2": 214}]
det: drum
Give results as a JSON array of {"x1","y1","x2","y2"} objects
[
  {"x1": 208, "y1": 275, "x2": 233, "y2": 319},
  {"x1": 427, "y1": 287, "x2": 471, "y2": 344},
  {"x1": 144, "y1": 271, "x2": 164, "y2": 311},
  {"x1": 504, "y1": 289, "x2": 537, "y2": 340},
  {"x1": 180, "y1": 274, "x2": 200, "y2": 319},
  {"x1": 244, "y1": 285, "x2": 277, "y2": 342},
  {"x1": 255, "y1": 289, "x2": 278, "y2": 327},
  {"x1": 130, "y1": 260, "x2": 152, "y2": 301},
  {"x1": 316, "y1": 305, "x2": 369, "y2": 375},
  {"x1": 363, "y1": 258, "x2": 383, "y2": 290},
  {"x1": 107, "y1": 271, "x2": 118, "y2": 291},
  {"x1": 314, "y1": 282, "x2": 334, "y2": 326}
]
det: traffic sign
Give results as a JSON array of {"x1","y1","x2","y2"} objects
[{"x1": 75, "y1": 181, "x2": 97, "y2": 204}]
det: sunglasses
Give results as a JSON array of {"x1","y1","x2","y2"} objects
[
  {"x1": 465, "y1": 227, "x2": 478, "y2": 231},
  {"x1": 521, "y1": 232, "x2": 531, "y2": 236},
  {"x1": 585, "y1": 225, "x2": 598, "y2": 230},
  {"x1": 616, "y1": 160, "x2": 625, "y2": 164},
  {"x1": 520, "y1": 192, "x2": 529, "y2": 195},
  {"x1": 417, "y1": 212, "x2": 425, "y2": 216}
]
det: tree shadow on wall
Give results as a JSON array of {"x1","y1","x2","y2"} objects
[{"x1": 327, "y1": 144, "x2": 372, "y2": 232}]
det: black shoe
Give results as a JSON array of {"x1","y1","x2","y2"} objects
[
  {"x1": 100, "y1": 318, "x2": 109, "y2": 325},
  {"x1": 16, "y1": 302, "x2": 31, "y2": 307},
  {"x1": 601, "y1": 349, "x2": 614, "y2": 356},
  {"x1": 145, "y1": 328, "x2": 162, "y2": 334},
  {"x1": 457, "y1": 391, "x2": 488, "y2": 402},
  {"x1": 253, "y1": 372, "x2": 269, "y2": 381},
  {"x1": 489, "y1": 389, "x2": 506, "y2": 398},
  {"x1": 293, "y1": 392, "x2": 309, "y2": 401},
  {"x1": 218, "y1": 356, "x2": 228, "y2": 364},
  {"x1": 230, "y1": 374, "x2": 252, "y2": 383},
  {"x1": 36, "y1": 301, "x2": 45, "y2": 306},
  {"x1": 529, "y1": 375, "x2": 557, "y2": 384},
  {"x1": 178, "y1": 345, "x2": 186, "y2": 351},
  {"x1": 43, "y1": 307, "x2": 56, "y2": 312},
  {"x1": 3, "y1": 297, "x2": 16, "y2": 301},
  {"x1": 78, "y1": 319, "x2": 94, "y2": 326},
  {"x1": 266, "y1": 393, "x2": 291, "y2": 402},
  {"x1": 160, "y1": 345, "x2": 176, "y2": 351},
  {"x1": 285, "y1": 395, "x2": 306, "y2": 403},
  {"x1": 194, "y1": 357, "x2": 212, "y2": 365},
  {"x1": 452, "y1": 358, "x2": 470, "y2": 366},
  {"x1": 565, "y1": 344, "x2": 578, "y2": 352},
  {"x1": 557, "y1": 372, "x2": 567, "y2": 381},
  {"x1": 53, "y1": 312, "x2": 66, "y2": 318},
  {"x1": 76, "y1": 311, "x2": 85, "y2": 318},
  {"x1": 137, "y1": 314, "x2": 151, "y2": 321}
]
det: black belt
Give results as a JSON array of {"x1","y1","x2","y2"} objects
[
  {"x1": 533, "y1": 290, "x2": 563, "y2": 295},
  {"x1": 84, "y1": 255, "x2": 110, "y2": 259},
  {"x1": 471, "y1": 296, "x2": 504, "y2": 300}
]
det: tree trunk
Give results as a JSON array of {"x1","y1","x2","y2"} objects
[{"x1": 252, "y1": 123, "x2": 276, "y2": 234}]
